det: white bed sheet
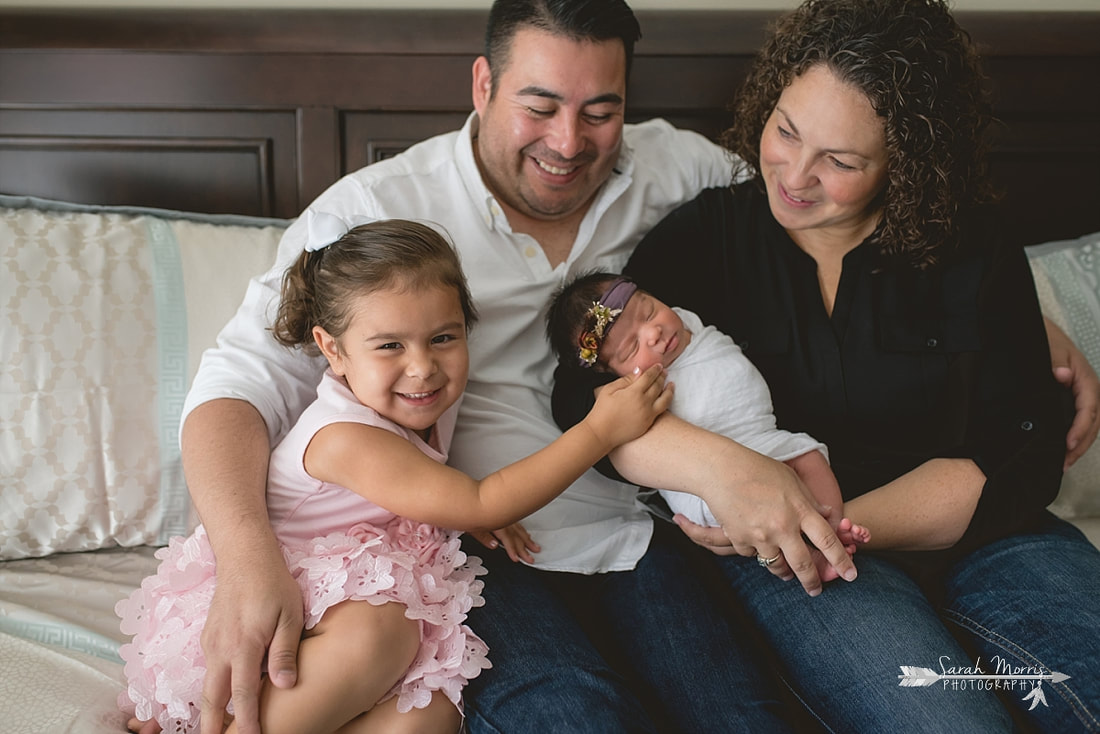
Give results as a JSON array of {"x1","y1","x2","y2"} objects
[{"x1": 0, "y1": 546, "x2": 160, "y2": 734}]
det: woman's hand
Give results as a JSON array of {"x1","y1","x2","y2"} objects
[
  {"x1": 1045, "y1": 317, "x2": 1100, "y2": 468},
  {"x1": 676, "y1": 512, "x2": 861, "y2": 583},
  {"x1": 699, "y1": 458, "x2": 856, "y2": 596},
  {"x1": 607, "y1": 414, "x2": 855, "y2": 597}
]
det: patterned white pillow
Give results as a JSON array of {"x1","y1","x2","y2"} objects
[
  {"x1": 0, "y1": 196, "x2": 287, "y2": 560},
  {"x1": 1028, "y1": 231, "x2": 1100, "y2": 526}
]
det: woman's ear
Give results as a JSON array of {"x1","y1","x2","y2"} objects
[{"x1": 313, "y1": 325, "x2": 345, "y2": 375}]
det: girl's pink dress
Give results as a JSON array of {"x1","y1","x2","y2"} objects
[{"x1": 116, "y1": 370, "x2": 490, "y2": 732}]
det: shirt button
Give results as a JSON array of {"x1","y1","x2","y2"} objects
[
  {"x1": 1021, "y1": 420, "x2": 1034, "y2": 431},
  {"x1": 524, "y1": 245, "x2": 537, "y2": 258},
  {"x1": 926, "y1": 337, "x2": 939, "y2": 348}
]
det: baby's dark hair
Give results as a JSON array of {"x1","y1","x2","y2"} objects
[
  {"x1": 272, "y1": 219, "x2": 478, "y2": 356},
  {"x1": 546, "y1": 269, "x2": 624, "y2": 374}
]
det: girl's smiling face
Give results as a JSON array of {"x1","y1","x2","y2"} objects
[
  {"x1": 760, "y1": 64, "x2": 890, "y2": 247},
  {"x1": 313, "y1": 282, "x2": 469, "y2": 438},
  {"x1": 600, "y1": 291, "x2": 691, "y2": 376}
]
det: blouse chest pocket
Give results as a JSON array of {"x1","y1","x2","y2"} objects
[
  {"x1": 877, "y1": 313, "x2": 981, "y2": 355},
  {"x1": 875, "y1": 259, "x2": 984, "y2": 356},
  {"x1": 874, "y1": 309, "x2": 983, "y2": 449},
  {"x1": 737, "y1": 314, "x2": 791, "y2": 359}
]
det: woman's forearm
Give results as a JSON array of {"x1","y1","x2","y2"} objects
[
  {"x1": 608, "y1": 412, "x2": 778, "y2": 497},
  {"x1": 180, "y1": 398, "x2": 278, "y2": 562},
  {"x1": 608, "y1": 412, "x2": 856, "y2": 595},
  {"x1": 843, "y1": 458, "x2": 986, "y2": 552}
]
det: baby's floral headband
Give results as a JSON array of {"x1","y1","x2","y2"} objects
[{"x1": 577, "y1": 277, "x2": 638, "y2": 368}]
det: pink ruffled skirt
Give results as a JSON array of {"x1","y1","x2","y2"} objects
[{"x1": 116, "y1": 519, "x2": 489, "y2": 733}]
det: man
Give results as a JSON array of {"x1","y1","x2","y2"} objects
[{"x1": 170, "y1": 1, "x2": 1099, "y2": 733}]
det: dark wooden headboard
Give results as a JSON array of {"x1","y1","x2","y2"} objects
[{"x1": 1, "y1": 9, "x2": 1097, "y2": 248}]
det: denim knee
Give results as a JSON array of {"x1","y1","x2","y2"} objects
[{"x1": 464, "y1": 662, "x2": 656, "y2": 734}]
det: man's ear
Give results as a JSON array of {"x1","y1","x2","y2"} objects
[
  {"x1": 471, "y1": 56, "x2": 493, "y2": 116},
  {"x1": 313, "y1": 325, "x2": 345, "y2": 375}
]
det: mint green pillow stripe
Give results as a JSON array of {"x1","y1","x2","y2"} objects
[
  {"x1": 0, "y1": 617, "x2": 122, "y2": 664},
  {"x1": 146, "y1": 218, "x2": 192, "y2": 543}
]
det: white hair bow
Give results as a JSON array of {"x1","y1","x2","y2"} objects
[{"x1": 303, "y1": 209, "x2": 379, "y2": 252}]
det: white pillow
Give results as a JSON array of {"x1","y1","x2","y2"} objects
[
  {"x1": 1027, "y1": 231, "x2": 1100, "y2": 524},
  {"x1": 0, "y1": 196, "x2": 287, "y2": 560}
]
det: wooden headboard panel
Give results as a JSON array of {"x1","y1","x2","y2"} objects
[{"x1": 1, "y1": 9, "x2": 1097, "y2": 248}]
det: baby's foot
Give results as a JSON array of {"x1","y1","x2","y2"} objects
[
  {"x1": 835, "y1": 517, "x2": 870, "y2": 552},
  {"x1": 811, "y1": 518, "x2": 871, "y2": 583}
]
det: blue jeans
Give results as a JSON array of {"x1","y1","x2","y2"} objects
[
  {"x1": 714, "y1": 514, "x2": 1100, "y2": 734},
  {"x1": 460, "y1": 522, "x2": 799, "y2": 733}
]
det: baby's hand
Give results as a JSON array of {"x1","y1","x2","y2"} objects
[{"x1": 585, "y1": 364, "x2": 673, "y2": 448}]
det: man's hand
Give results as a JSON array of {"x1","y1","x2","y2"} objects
[
  {"x1": 467, "y1": 523, "x2": 541, "y2": 563},
  {"x1": 1045, "y1": 317, "x2": 1100, "y2": 468},
  {"x1": 198, "y1": 543, "x2": 303, "y2": 734}
]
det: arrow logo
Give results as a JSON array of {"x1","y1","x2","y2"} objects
[
  {"x1": 898, "y1": 665, "x2": 1070, "y2": 709},
  {"x1": 897, "y1": 666, "x2": 1071, "y2": 687}
]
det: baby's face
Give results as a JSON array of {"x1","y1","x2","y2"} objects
[{"x1": 600, "y1": 291, "x2": 691, "y2": 376}]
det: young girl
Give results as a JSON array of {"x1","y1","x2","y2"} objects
[
  {"x1": 547, "y1": 271, "x2": 868, "y2": 577},
  {"x1": 116, "y1": 220, "x2": 672, "y2": 734}
]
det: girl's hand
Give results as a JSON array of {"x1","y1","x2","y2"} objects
[{"x1": 584, "y1": 364, "x2": 673, "y2": 449}]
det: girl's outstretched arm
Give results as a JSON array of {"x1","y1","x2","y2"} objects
[{"x1": 305, "y1": 364, "x2": 673, "y2": 531}]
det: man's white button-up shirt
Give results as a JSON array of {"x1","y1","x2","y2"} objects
[{"x1": 184, "y1": 113, "x2": 731, "y2": 573}]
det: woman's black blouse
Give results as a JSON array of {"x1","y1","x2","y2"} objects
[{"x1": 552, "y1": 183, "x2": 1071, "y2": 558}]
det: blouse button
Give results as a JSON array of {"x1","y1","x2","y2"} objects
[
  {"x1": 926, "y1": 337, "x2": 939, "y2": 349},
  {"x1": 524, "y1": 245, "x2": 537, "y2": 258},
  {"x1": 1021, "y1": 420, "x2": 1034, "y2": 431}
]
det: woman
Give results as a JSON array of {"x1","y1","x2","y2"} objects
[{"x1": 554, "y1": 0, "x2": 1100, "y2": 730}]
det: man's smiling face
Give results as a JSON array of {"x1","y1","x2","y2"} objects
[{"x1": 471, "y1": 27, "x2": 626, "y2": 226}]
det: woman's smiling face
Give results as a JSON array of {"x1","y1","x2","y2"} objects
[{"x1": 760, "y1": 64, "x2": 889, "y2": 245}]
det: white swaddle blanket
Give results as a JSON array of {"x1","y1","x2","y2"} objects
[{"x1": 660, "y1": 308, "x2": 827, "y2": 526}]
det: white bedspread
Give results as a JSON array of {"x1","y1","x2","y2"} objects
[{"x1": 0, "y1": 547, "x2": 160, "y2": 734}]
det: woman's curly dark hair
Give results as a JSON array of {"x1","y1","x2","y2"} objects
[{"x1": 722, "y1": 0, "x2": 995, "y2": 267}]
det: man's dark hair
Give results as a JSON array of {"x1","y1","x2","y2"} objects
[{"x1": 484, "y1": 0, "x2": 641, "y2": 95}]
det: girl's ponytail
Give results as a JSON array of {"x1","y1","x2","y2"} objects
[{"x1": 272, "y1": 248, "x2": 325, "y2": 353}]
